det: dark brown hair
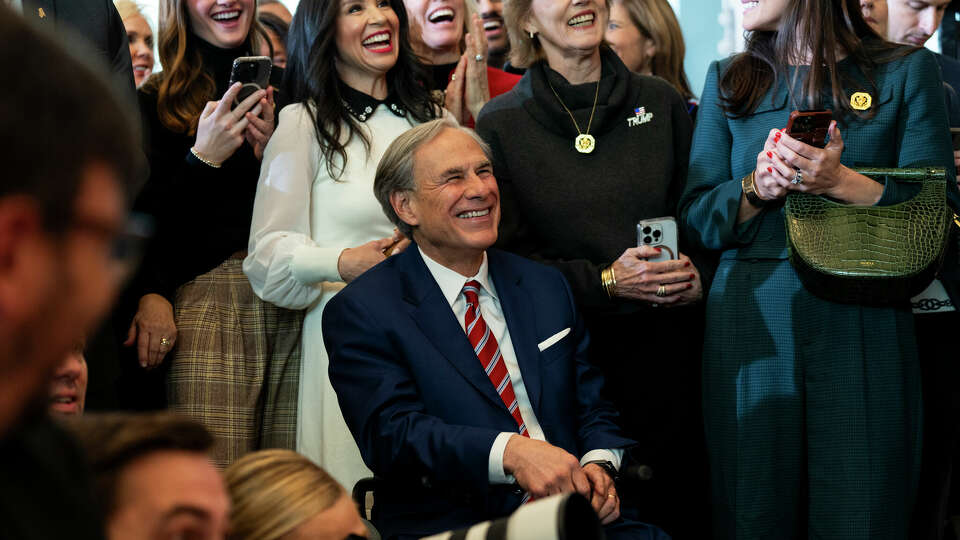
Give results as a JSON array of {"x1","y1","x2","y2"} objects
[
  {"x1": 285, "y1": 0, "x2": 437, "y2": 180},
  {"x1": 719, "y1": 0, "x2": 912, "y2": 119},
  {"x1": 142, "y1": 0, "x2": 267, "y2": 135},
  {"x1": 63, "y1": 413, "x2": 214, "y2": 519}
]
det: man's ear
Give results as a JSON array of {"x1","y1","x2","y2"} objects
[
  {"x1": 390, "y1": 190, "x2": 419, "y2": 231},
  {"x1": 0, "y1": 197, "x2": 45, "y2": 320}
]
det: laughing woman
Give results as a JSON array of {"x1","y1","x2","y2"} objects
[
  {"x1": 405, "y1": 0, "x2": 519, "y2": 126},
  {"x1": 476, "y1": 0, "x2": 711, "y2": 536},
  {"x1": 678, "y1": 0, "x2": 956, "y2": 537},
  {"x1": 243, "y1": 0, "x2": 439, "y2": 491},
  {"x1": 134, "y1": 0, "x2": 302, "y2": 467}
]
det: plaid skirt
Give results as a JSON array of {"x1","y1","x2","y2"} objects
[{"x1": 167, "y1": 254, "x2": 304, "y2": 468}]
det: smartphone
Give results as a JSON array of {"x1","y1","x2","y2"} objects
[
  {"x1": 228, "y1": 56, "x2": 272, "y2": 107},
  {"x1": 637, "y1": 217, "x2": 678, "y2": 263},
  {"x1": 785, "y1": 110, "x2": 833, "y2": 148},
  {"x1": 951, "y1": 127, "x2": 960, "y2": 150}
]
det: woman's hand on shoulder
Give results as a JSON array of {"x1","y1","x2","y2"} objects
[
  {"x1": 193, "y1": 82, "x2": 266, "y2": 165},
  {"x1": 124, "y1": 293, "x2": 177, "y2": 369},
  {"x1": 243, "y1": 86, "x2": 276, "y2": 161},
  {"x1": 337, "y1": 235, "x2": 403, "y2": 283},
  {"x1": 609, "y1": 247, "x2": 700, "y2": 306}
]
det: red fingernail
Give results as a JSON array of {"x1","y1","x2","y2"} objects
[
  {"x1": 656, "y1": 247, "x2": 662, "y2": 253},
  {"x1": 689, "y1": 273, "x2": 696, "y2": 279},
  {"x1": 767, "y1": 166, "x2": 773, "y2": 173},
  {"x1": 684, "y1": 261, "x2": 691, "y2": 267},
  {"x1": 774, "y1": 134, "x2": 781, "y2": 141},
  {"x1": 686, "y1": 283, "x2": 693, "y2": 289},
  {"x1": 766, "y1": 151, "x2": 773, "y2": 158}
]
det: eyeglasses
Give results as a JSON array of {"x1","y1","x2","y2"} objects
[{"x1": 70, "y1": 211, "x2": 155, "y2": 285}]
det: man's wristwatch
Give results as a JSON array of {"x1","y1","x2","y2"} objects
[
  {"x1": 584, "y1": 460, "x2": 618, "y2": 481},
  {"x1": 741, "y1": 171, "x2": 767, "y2": 207}
]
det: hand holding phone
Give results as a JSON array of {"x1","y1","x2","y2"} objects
[
  {"x1": 637, "y1": 217, "x2": 678, "y2": 263},
  {"x1": 785, "y1": 110, "x2": 833, "y2": 148},
  {"x1": 228, "y1": 56, "x2": 272, "y2": 108}
]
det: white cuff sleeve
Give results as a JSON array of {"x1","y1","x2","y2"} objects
[
  {"x1": 580, "y1": 448, "x2": 624, "y2": 471},
  {"x1": 291, "y1": 244, "x2": 345, "y2": 284},
  {"x1": 488, "y1": 432, "x2": 517, "y2": 484}
]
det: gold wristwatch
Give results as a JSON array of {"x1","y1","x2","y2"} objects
[{"x1": 741, "y1": 171, "x2": 767, "y2": 207}]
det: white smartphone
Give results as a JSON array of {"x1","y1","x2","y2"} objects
[{"x1": 637, "y1": 216, "x2": 678, "y2": 263}]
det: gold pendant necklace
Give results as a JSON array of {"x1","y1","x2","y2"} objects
[{"x1": 547, "y1": 77, "x2": 601, "y2": 154}]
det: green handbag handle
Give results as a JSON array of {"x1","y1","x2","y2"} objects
[{"x1": 852, "y1": 167, "x2": 946, "y2": 182}]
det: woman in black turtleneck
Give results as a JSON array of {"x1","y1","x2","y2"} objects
[
  {"x1": 475, "y1": 0, "x2": 712, "y2": 536},
  {"x1": 130, "y1": 0, "x2": 301, "y2": 466}
]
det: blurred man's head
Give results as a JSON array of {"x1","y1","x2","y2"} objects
[
  {"x1": 48, "y1": 342, "x2": 88, "y2": 416},
  {"x1": 0, "y1": 7, "x2": 138, "y2": 436},
  {"x1": 64, "y1": 413, "x2": 230, "y2": 540},
  {"x1": 880, "y1": 0, "x2": 950, "y2": 46}
]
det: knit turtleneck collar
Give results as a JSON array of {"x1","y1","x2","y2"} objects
[
  {"x1": 522, "y1": 47, "x2": 631, "y2": 139},
  {"x1": 193, "y1": 34, "x2": 250, "y2": 97}
]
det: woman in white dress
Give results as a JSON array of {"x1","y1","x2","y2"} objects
[{"x1": 243, "y1": 0, "x2": 439, "y2": 491}]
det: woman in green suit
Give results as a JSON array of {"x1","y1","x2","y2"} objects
[{"x1": 679, "y1": 0, "x2": 956, "y2": 537}]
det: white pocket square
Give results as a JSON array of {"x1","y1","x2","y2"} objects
[{"x1": 537, "y1": 328, "x2": 571, "y2": 352}]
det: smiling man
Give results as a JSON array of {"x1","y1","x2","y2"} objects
[
  {"x1": 323, "y1": 118, "x2": 666, "y2": 540},
  {"x1": 477, "y1": 0, "x2": 510, "y2": 68}
]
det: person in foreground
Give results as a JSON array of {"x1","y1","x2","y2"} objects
[
  {"x1": 323, "y1": 118, "x2": 667, "y2": 540},
  {"x1": 0, "y1": 6, "x2": 139, "y2": 539},
  {"x1": 678, "y1": 0, "x2": 957, "y2": 537},
  {"x1": 64, "y1": 413, "x2": 230, "y2": 540},
  {"x1": 225, "y1": 449, "x2": 369, "y2": 540}
]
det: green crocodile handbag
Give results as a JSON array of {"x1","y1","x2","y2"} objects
[{"x1": 785, "y1": 167, "x2": 952, "y2": 306}]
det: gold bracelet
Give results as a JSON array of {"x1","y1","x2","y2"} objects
[
  {"x1": 601, "y1": 265, "x2": 617, "y2": 298},
  {"x1": 190, "y1": 147, "x2": 222, "y2": 168}
]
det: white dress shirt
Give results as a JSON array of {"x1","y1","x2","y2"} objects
[{"x1": 418, "y1": 248, "x2": 623, "y2": 484}]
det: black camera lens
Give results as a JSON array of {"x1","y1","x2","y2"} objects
[
  {"x1": 653, "y1": 230, "x2": 661, "y2": 238},
  {"x1": 644, "y1": 236, "x2": 652, "y2": 244},
  {"x1": 642, "y1": 226, "x2": 651, "y2": 234}
]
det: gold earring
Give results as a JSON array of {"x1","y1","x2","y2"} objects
[{"x1": 528, "y1": 30, "x2": 536, "y2": 39}]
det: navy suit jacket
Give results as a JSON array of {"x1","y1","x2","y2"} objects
[{"x1": 323, "y1": 246, "x2": 634, "y2": 538}]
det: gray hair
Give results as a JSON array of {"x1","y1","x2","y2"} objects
[{"x1": 374, "y1": 118, "x2": 493, "y2": 239}]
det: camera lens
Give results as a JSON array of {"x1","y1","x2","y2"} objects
[
  {"x1": 642, "y1": 226, "x2": 651, "y2": 234},
  {"x1": 644, "y1": 236, "x2": 652, "y2": 244},
  {"x1": 653, "y1": 230, "x2": 661, "y2": 238}
]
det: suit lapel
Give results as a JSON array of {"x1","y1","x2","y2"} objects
[
  {"x1": 22, "y1": 0, "x2": 55, "y2": 25},
  {"x1": 488, "y1": 250, "x2": 542, "y2": 412},
  {"x1": 398, "y1": 248, "x2": 506, "y2": 411}
]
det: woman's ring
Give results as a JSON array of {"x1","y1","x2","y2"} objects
[
  {"x1": 792, "y1": 169, "x2": 804, "y2": 185},
  {"x1": 475, "y1": 54, "x2": 484, "y2": 63},
  {"x1": 656, "y1": 285, "x2": 667, "y2": 297},
  {"x1": 159, "y1": 337, "x2": 171, "y2": 348},
  {"x1": 607, "y1": 493, "x2": 615, "y2": 499}
]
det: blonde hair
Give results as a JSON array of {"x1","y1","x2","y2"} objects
[
  {"x1": 505, "y1": 0, "x2": 611, "y2": 69},
  {"x1": 224, "y1": 450, "x2": 346, "y2": 540},
  {"x1": 612, "y1": 0, "x2": 694, "y2": 100},
  {"x1": 113, "y1": 0, "x2": 147, "y2": 22}
]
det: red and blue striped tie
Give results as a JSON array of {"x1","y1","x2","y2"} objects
[{"x1": 462, "y1": 280, "x2": 529, "y2": 438}]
